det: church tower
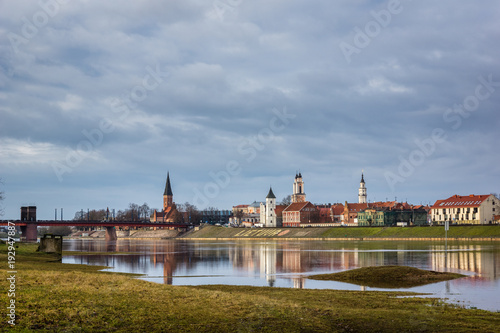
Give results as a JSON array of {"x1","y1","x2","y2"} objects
[
  {"x1": 163, "y1": 172, "x2": 174, "y2": 210},
  {"x1": 358, "y1": 172, "x2": 367, "y2": 204},
  {"x1": 292, "y1": 172, "x2": 306, "y2": 203},
  {"x1": 265, "y1": 187, "x2": 277, "y2": 227}
]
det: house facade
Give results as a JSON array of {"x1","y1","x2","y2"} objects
[
  {"x1": 358, "y1": 206, "x2": 428, "y2": 226},
  {"x1": 282, "y1": 202, "x2": 319, "y2": 227},
  {"x1": 430, "y1": 194, "x2": 500, "y2": 225}
]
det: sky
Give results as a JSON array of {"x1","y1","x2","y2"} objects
[{"x1": 1, "y1": 0, "x2": 499, "y2": 220}]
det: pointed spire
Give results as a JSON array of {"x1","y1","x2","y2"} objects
[
  {"x1": 164, "y1": 172, "x2": 173, "y2": 196},
  {"x1": 266, "y1": 186, "x2": 276, "y2": 199},
  {"x1": 361, "y1": 171, "x2": 365, "y2": 183}
]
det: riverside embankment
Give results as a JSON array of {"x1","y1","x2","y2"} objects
[{"x1": 181, "y1": 225, "x2": 500, "y2": 241}]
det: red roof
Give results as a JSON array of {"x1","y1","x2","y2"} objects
[
  {"x1": 275, "y1": 205, "x2": 286, "y2": 217},
  {"x1": 331, "y1": 204, "x2": 344, "y2": 215},
  {"x1": 431, "y1": 194, "x2": 492, "y2": 209},
  {"x1": 233, "y1": 205, "x2": 249, "y2": 208},
  {"x1": 283, "y1": 202, "x2": 314, "y2": 212},
  {"x1": 345, "y1": 203, "x2": 369, "y2": 212}
]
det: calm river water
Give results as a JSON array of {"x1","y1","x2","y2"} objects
[{"x1": 63, "y1": 239, "x2": 500, "y2": 311}]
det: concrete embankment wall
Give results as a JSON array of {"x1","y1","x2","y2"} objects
[
  {"x1": 181, "y1": 225, "x2": 500, "y2": 241},
  {"x1": 69, "y1": 229, "x2": 181, "y2": 239}
]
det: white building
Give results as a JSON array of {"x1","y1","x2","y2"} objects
[
  {"x1": 358, "y1": 172, "x2": 367, "y2": 204},
  {"x1": 260, "y1": 187, "x2": 279, "y2": 228},
  {"x1": 291, "y1": 173, "x2": 306, "y2": 203},
  {"x1": 430, "y1": 194, "x2": 500, "y2": 225}
]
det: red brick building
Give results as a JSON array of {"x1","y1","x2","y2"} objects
[
  {"x1": 282, "y1": 202, "x2": 319, "y2": 227},
  {"x1": 151, "y1": 173, "x2": 181, "y2": 222}
]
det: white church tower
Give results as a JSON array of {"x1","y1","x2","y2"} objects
[
  {"x1": 358, "y1": 172, "x2": 367, "y2": 204},
  {"x1": 265, "y1": 187, "x2": 277, "y2": 227},
  {"x1": 292, "y1": 172, "x2": 306, "y2": 203}
]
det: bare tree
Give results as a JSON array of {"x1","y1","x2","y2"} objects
[
  {"x1": 180, "y1": 202, "x2": 201, "y2": 224},
  {"x1": 47, "y1": 226, "x2": 73, "y2": 236},
  {"x1": 139, "y1": 203, "x2": 151, "y2": 221},
  {"x1": 234, "y1": 209, "x2": 244, "y2": 224},
  {"x1": 73, "y1": 209, "x2": 106, "y2": 221},
  {"x1": 280, "y1": 195, "x2": 291, "y2": 206}
]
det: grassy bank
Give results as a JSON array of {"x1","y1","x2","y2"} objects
[
  {"x1": 183, "y1": 225, "x2": 500, "y2": 239},
  {"x1": 309, "y1": 266, "x2": 465, "y2": 288},
  {"x1": 1, "y1": 243, "x2": 499, "y2": 332}
]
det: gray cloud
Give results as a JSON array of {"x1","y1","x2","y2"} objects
[{"x1": 1, "y1": 0, "x2": 499, "y2": 219}]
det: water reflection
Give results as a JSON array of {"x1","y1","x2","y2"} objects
[{"x1": 63, "y1": 239, "x2": 500, "y2": 311}]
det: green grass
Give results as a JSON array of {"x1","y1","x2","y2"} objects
[
  {"x1": 185, "y1": 225, "x2": 500, "y2": 239},
  {"x1": 1, "y1": 243, "x2": 499, "y2": 332},
  {"x1": 309, "y1": 266, "x2": 465, "y2": 288}
]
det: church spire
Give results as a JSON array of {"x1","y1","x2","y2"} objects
[
  {"x1": 266, "y1": 186, "x2": 276, "y2": 199},
  {"x1": 164, "y1": 172, "x2": 173, "y2": 196},
  {"x1": 358, "y1": 170, "x2": 367, "y2": 204}
]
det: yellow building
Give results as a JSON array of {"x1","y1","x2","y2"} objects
[{"x1": 430, "y1": 194, "x2": 500, "y2": 225}]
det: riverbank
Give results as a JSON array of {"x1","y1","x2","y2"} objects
[
  {"x1": 68, "y1": 228, "x2": 182, "y2": 239},
  {"x1": 1, "y1": 243, "x2": 499, "y2": 332},
  {"x1": 182, "y1": 225, "x2": 500, "y2": 240}
]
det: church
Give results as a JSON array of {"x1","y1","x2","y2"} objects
[{"x1": 151, "y1": 172, "x2": 181, "y2": 222}]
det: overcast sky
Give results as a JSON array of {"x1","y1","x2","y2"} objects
[{"x1": 1, "y1": 0, "x2": 499, "y2": 220}]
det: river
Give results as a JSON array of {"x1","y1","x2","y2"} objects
[{"x1": 62, "y1": 238, "x2": 500, "y2": 311}]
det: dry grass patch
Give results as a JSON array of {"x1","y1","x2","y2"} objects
[
  {"x1": 1, "y1": 243, "x2": 499, "y2": 332},
  {"x1": 308, "y1": 265, "x2": 465, "y2": 288}
]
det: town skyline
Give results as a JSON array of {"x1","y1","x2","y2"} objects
[
  {"x1": 1, "y1": 169, "x2": 498, "y2": 221},
  {"x1": 1, "y1": 1, "x2": 499, "y2": 220}
]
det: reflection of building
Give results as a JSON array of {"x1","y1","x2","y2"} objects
[
  {"x1": 431, "y1": 194, "x2": 500, "y2": 225},
  {"x1": 429, "y1": 244, "x2": 500, "y2": 280},
  {"x1": 260, "y1": 243, "x2": 277, "y2": 286}
]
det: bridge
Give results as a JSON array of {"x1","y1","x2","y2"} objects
[{"x1": 0, "y1": 220, "x2": 194, "y2": 242}]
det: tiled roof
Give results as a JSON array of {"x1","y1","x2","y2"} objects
[
  {"x1": 345, "y1": 203, "x2": 369, "y2": 212},
  {"x1": 275, "y1": 205, "x2": 286, "y2": 216},
  {"x1": 331, "y1": 204, "x2": 344, "y2": 215},
  {"x1": 431, "y1": 194, "x2": 492, "y2": 209},
  {"x1": 283, "y1": 202, "x2": 312, "y2": 212}
]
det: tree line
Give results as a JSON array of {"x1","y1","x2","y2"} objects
[{"x1": 71, "y1": 202, "x2": 215, "y2": 224}]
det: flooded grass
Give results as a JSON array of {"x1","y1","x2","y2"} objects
[
  {"x1": 308, "y1": 266, "x2": 465, "y2": 288},
  {"x1": 1, "y1": 243, "x2": 499, "y2": 332}
]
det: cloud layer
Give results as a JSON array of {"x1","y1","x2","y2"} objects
[{"x1": 1, "y1": 0, "x2": 499, "y2": 219}]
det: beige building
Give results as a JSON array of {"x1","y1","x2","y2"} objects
[{"x1": 430, "y1": 194, "x2": 500, "y2": 225}]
